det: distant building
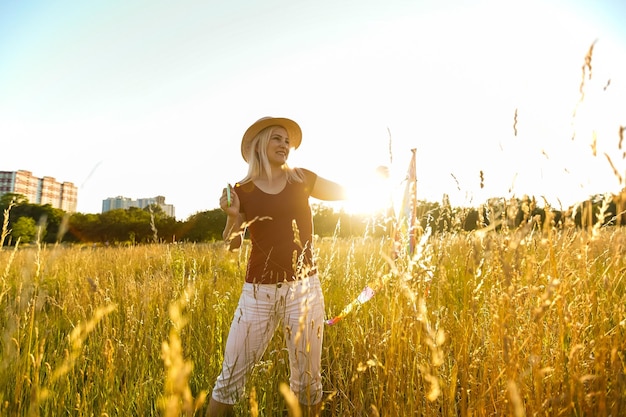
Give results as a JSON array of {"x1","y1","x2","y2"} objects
[
  {"x1": 0, "y1": 170, "x2": 78, "y2": 212},
  {"x1": 101, "y1": 196, "x2": 135, "y2": 212},
  {"x1": 102, "y1": 195, "x2": 175, "y2": 218}
]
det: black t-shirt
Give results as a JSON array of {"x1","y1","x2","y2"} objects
[{"x1": 235, "y1": 168, "x2": 317, "y2": 283}]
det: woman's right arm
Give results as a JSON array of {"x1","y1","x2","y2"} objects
[
  {"x1": 223, "y1": 213, "x2": 244, "y2": 250},
  {"x1": 310, "y1": 176, "x2": 347, "y2": 201},
  {"x1": 220, "y1": 185, "x2": 244, "y2": 251}
]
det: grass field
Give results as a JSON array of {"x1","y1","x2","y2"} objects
[{"x1": 1, "y1": 223, "x2": 625, "y2": 416}]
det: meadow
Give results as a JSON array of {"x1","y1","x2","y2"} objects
[{"x1": 1, "y1": 218, "x2": 625, "y2": 417}]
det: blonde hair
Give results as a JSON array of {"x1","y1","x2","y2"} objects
[{"x1": 240, "y1": 126, "x2": 305, "y2": 184}]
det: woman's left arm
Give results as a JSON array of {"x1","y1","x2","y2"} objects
[{"x1": 311, "y1": 176, "x2": 347, "y2": 201}]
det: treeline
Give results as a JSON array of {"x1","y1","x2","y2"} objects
[
  {"x1": 0, "y1": 193, "x2": 221, "y2": 245},
  {"x1": 0, "y1": 193, "x2": 385, "y2": 246},
  {"x1": 427, "y1": 193, "x2": 626, "y2": 232},
  {"x1": 1, "y1": 191, "x2": 624, "y2": 246}
]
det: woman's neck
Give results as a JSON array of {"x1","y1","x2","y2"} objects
[
  {"x1": 265, "y1": 164, "x2": 285, "y2": 181},
  {"x1": 255, "y1": 167, "x2": 287, "y2": 194}
]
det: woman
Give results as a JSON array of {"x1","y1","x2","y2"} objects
[{"x1": 206, "y1": 117, "x2": 346, "y2": 417}]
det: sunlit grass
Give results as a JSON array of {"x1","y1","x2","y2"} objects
[
  {"x1": 1, "y1": 222, "x2": 624, "y2": 416},
  {"x1": 1, "y1": 37, "x2": 623, "y2": 416}
]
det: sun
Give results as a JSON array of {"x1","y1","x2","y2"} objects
[{"x1": 337, "y1": 166, "x2": 393, "y2": 215}]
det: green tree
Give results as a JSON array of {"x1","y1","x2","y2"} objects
[
  {"x1": 67, "y1": 212, "x2": 101, "y2": 242},
  {"x1": 154, "y1": 216, "x2": 180, "y2": 243},
  {"x1": 312, "y1": 204, "x2": 339, "y2": 237},
  {"x1": 8, "y1": 203, "x2": 67, "y2": 243},
  {"x1": 12, "y1": 216, "x2": 37, "y2": 243},
  {"x1": 143, "y1": 204, "x2": 180, "y2": 243},
  {"x1": 126, "y1": 207, "x2": 152, "y2": 243},
  {"x1": 179, "y1": 209, "x2": 226, "y2": 242},
  {"x1": 0, "y1": 193, "x2": 28, "y2": 208}
]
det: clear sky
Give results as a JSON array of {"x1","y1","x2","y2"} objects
[{"x1": 1, "y1": 0, "x2": 625, "y2": 219}]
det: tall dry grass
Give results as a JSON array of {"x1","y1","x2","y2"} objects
[
  {"x1": 1, "y1": 37, "x2": 623, "y2": 416},
  {"x1": 1, "y1": 222, "x2": 624, "y2": 416},
  {"x1": 0, "y1": 241, "x2": 241, "y2": 416}
]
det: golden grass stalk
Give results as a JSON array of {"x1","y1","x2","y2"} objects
[
  {"x1": 52, "y1": 304, "x2": 117, "y2": 380},
  {"x1": 1, "y1": 200, "x2": 15, "y2": 249},
  {"x1": 279, "y1": 382, "x2": 302, "y2": 417},
  {"x1": 160, "y1": 286, "x2": 207, "y2": 417}
]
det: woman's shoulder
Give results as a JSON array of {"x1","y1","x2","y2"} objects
[
  {"x1": 234, "y1": 181, "x2": 255, "y2": 193},
  {"x1": 295, "y1": 167, "x2": 314, "y2": 174},
  {"x1": 292, "y1": 167, "x2": 317, "y2": 185},
  {"x1": 293, "y1": 167, "x2": 317, "y2": 178}
]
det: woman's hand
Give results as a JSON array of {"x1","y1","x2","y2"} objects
[
  {"x1": 220, "y1": 184, "x2": 244, "y2": 250},
  {"x1": 220, "y1": 184, "x2": 240, "y2": 217}
]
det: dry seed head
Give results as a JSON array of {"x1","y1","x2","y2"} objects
[
  {"x1": 424, "y1": 372, "x2": 441, "y2": 402},
  {"x1": 450, "y1": 173, "x2": 461, "y2": 191},
  {"x1": 591, "y1": 132, "x2": 597, "y2": 156},
  {"x1": 292, "y1": 219, "x2": 302, "y2": 248},
  {"x1": 507, "y1": 380, "x2": 526, "y2": 417},
  {"x1": 579, "y1": 40, "x2": 596, "y2": 97},
  {"x1": 249, "y1": 387, "x2": 259, "y2": 417},
  {"x1": 279, "y1": 383, "x2": 302, "y2": 417},
  {"x1": 604, "y1": 152, "x2": 624, "y2": 184},
  {"x1": 435, "y1": 329, "x2": 445, "y2": 346}
]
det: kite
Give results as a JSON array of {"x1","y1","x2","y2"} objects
[
  {"x1": 325, "y1": 271, "x2": 393, "y2": 326},
  {"x1": 325, "y1": 284, "x2": 376, "y2": 326}
]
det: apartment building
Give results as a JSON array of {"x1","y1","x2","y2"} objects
[
  {"x1": 102, "y1": 195, "x2": 175, "y2": 218},
  {"x1": 0, "y1": 170, "x2": 78, "y2": 212}
]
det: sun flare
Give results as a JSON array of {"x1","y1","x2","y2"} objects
[{"x1": 338, "y1": 166, "x2": 393, "y2": 215}]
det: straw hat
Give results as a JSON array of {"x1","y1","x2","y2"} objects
[{"x1": 240, "y1": 117, "x2": 302, "y2": 162}]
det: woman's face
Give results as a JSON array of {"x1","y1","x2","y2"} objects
[{"x1": 265, "y1": 126, "x2": 290, "y2": 166}]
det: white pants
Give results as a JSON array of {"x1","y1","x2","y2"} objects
[{"x1": 211, "y1": 274, "x2": 325, "y2": 406}]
